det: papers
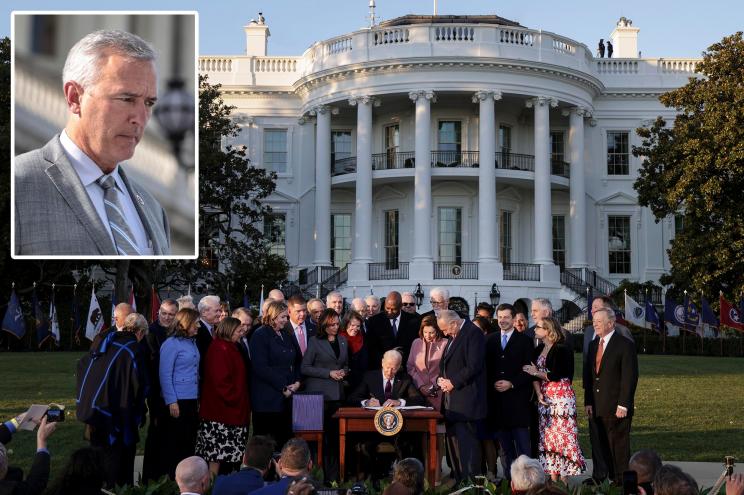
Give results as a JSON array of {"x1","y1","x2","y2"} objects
[
  {"x1": 17, "y1": 403, "x2": 65, "y2": 430},
  {"x1": 363, "y1": 405, "x2": 433, "y2": 411}
]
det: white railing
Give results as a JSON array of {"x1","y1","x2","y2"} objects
[
  {"x1": 325, "y1": 35, "x2": 353, "y2": 55},
  {"x1": 596, "y1": 59, "x2": 639, "y2": 74},
  {"x1": 372, "y1": 27, "x2": 410, "y2": 45},
  {"x1": 658, "y1": 59, "x2": 698, "y2": 73},
  {"x1": 552, "y1": 36, "x2": 577, "y2": 55},
  {"x1": 498, "y1": 27, "x2": 534, "y2": 46},
  {"x1": 433, "y1": 25, "x2": 475, "y2": 42},
  {"x1": 200, "y1": 57, "x2": 233, "y2": 72},
  {"x1": 254, "y1": 57, "x2": 298, "y2": 73}
]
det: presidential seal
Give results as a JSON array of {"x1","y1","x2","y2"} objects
[{"x1": 374, "y1": 406, "x2": 403, "y2": 436}]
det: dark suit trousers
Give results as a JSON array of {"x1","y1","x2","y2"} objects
[
  {"x1": 594, "y1": 415, "x2": 632, "y2": 482},
  {"x1": 90, "y1": 430, "x2": 137, "y2": 488},
  {"x1": 445, "y1": 420, "x2": 482, "y2": 482},
  {"x1": 495, "y1": 427, "x2": 530, "y2": 479},
  {"x1": 587, "y1": 415, "x2": 609, "y2": 480},
  {"x1": 162, "y1": 399, "x2": 199, "y2": 479}
]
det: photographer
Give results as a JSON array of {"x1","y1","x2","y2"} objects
[
  {"x1": 251, "y1": 439, "x2": 315, "y2": 495},
  {"x1": 0, "y1": 415, "x2": 57, "y2": 495}
]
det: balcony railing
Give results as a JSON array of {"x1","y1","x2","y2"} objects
[
  {"x1": 372, "y1": 151, "x2": 415, "y2": 170},
  {"x1": 433, "y1": 262, "x2": 478, "y2": 279},
  {"x1": 432, "y1": 151, "x2": 480, "y2": 168},
  {"x1": 369, "y1": 262, "x2": 410, "y2": 280},
  {"x1": 332, "y1": 156, "x2": 357, "y2": 176},
  {"x1": 563, "y1": 267, "x2": 663, "y2": 304},
  {"x1": 503, "y1": 263, "x2": 541, "y2": 281}
]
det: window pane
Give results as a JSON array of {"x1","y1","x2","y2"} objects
[
  {"x1": 384, "y1": 210, "x2": 399, "y2": 269},
  {"x1": 264, "y1": 213, "x2": 286, "y2": 258},
  {"x1": 331, "y1": 214, "x2": 352, "y2": 268},
  {"x1": 438, "y1": 207, "x2": 462, "y2": 264},
  {"x1": 607, "y1": 131, "x2": 629, "y2": 175},
  {"x1": 608, "y1": 215, "x2": 631, "y2": 274},
  {"x1": 438, "y1": 121, "x2": 462, "y2": 152},
  {"x1": 263, "y1": 129, "x2": 287, "y2": 173},
  {"x1": 500, "y1": 210, "x2": 512, "y2": 264},
  {"x1": 552, "y1": 215, "x2": 565, "y2": 270},
  {"x1": 331, "y1": 131, "x2": 352, "y2": 166}
]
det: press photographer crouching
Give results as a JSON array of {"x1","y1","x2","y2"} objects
[{"x1": 0, "y1": 412, "x2": 58, "y2": 495}]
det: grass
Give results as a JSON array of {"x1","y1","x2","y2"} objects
[{"x1": 0, "y1": 352, "x2": 742, "y2": 482}]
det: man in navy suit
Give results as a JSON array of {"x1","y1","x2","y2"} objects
[
  {"x1": 212, "y1": 436, "x2": 274, "y2": 495},
  {"x1": 284, "y1": 294, "x2": 317, "y2": 370},
  {"x1": 436, "y1": 309, "x2": 487, "y2": 483},
  {"x1": 195, "y1": 295, "x2": 221, "y2": 367}
]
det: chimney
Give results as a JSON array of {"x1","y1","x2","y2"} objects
[
  {"x1": 244, "y1": 16, "x2": 270, "y2": 56},
  {"x1": 610, "y1": 17, "x2": 640, "y2": 58}
]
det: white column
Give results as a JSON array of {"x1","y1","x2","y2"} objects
[
  {"x1": 473, "y1": 90, "x2": 501, "y2": 264},
  {"x1": 566, "y1": 106, "x2": 589, "y2": 267},
  {"x1": 527, "y1": 96, "x2": 557, "y2": 265},
  {"x1": 409, "y1": 90, "x2": 436, "y2": 264},
  {"x1": 349, "y1": 96, "x2": 379, "y2": 264},
  {"x1": 312, "y1": 105, "x2": 333, "y2": 266}
]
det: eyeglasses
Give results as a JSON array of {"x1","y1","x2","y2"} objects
[
  {"x1": 402, "y1": 302, "x2": 416, "y2": 307},
  {"x1": 430, "y1": 299, "x2": 447, "y2": 306}
]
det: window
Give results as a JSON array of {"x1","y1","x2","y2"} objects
[
  {"x1": 438, "y1": 121, "x2": 461, "y2": 165},
  {"x1": 331, "y1": 130, "x2": 352, "y2": 166},
  {"x1": 607, "y1": 131, "x2": 629, "y2": 175},
  {"x1": 264, "y1": 213, "x2": 286, "y2": 258},
  {"x1": 550, "y1": 131, "x2": 565, "y2": 175},
  {"x1": 31, "y1": 16, "x2": 57, "y2": 56},
  {"x1": 331, "y1": 214, "x2": 351, "y2": 268},
  {"x1": 674, "y1": 213, "x2": 684, "y2": 236},
  {"x1": 438, "y1": 207, "x2": 462, "y2": 264},
  {"x1": 500, "y1": 210, "x2": 512, "y2": 264},
  {"x1": 384, "y1": 125, "x2": 400, "y2": 168},
  {"x1": 499, "y1": 125, "x2": 512, "y2": 167},
  {"x1": 384, "y1": 210, "x2": 399, "y2": 269},
  {"x1": 552, "y1": 215, "x2": 566, "y2": 270},
  {"x1": 263, "y1": 129, "x2": 287, "y2": 173},
  {"x1": 608, "y1": 215, "x2": 631, "y2": 274}
]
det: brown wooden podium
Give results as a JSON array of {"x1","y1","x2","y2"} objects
[{"x1": 333, "y1": 407, "x2": 442, "y2": 486}]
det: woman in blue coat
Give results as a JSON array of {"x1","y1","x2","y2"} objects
[{"x1": 249, "y1": 300, "x2": 299, "y2": 448}]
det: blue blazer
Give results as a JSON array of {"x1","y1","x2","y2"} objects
[
  {"x1": 212, "y1": 467, "x2": 265, "y2": 495},
  {"x1": 159, "y1": 336, "x2": 200, "y2": 405},
  {"x1": 249, "y1": 325, "x2": 300, "y2": 413},
  {"x1": 250, "y1": 476, "x2": 294, "y2": 495}
]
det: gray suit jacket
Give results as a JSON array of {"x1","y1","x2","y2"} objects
[
  {"x1": 301, "y1": 335, "x2": 349, "y2": 401},
  {"x1": 14, "y1": 135, "x2": 171, "y2": 256}
]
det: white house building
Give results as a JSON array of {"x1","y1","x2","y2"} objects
[{"x1": 199, "y1": 13, "x2": 699, "y2": 317}]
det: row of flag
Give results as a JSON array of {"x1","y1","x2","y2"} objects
[{"x1": 622, "y1": 291, "x2": 744, "y2": 336}]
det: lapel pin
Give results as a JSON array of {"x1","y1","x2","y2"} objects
[{"x1": 135, "y1": 194, "x2": 145, "y2": 206}]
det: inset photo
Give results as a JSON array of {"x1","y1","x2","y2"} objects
[{"x1": 12, "y1": 11, "x2": 197, "y2": 258}]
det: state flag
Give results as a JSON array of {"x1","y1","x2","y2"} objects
[
  {"x1": 720, "y1": 294, "x2": 744, "y2": 332},
  {"x1": 624, "y1": 292, "x2": 646, "y2": 327},
  {"x1": 49, "y1": 292, "x2": 61, "y2": 346},
  {"x1": 32, "y1": 287, "x2": 51, "y2": 347},
  {"x1": 683, "y1": 294, "x2": 703, "y2": 336},
  {"x1": 645, "y1": 297, "x2": 661, "y2": 332},
  {"x1": 2, "y1": 290, "x2": 26, "y2": 339},
  {"x1": 86, "y1": 287, "x2": 104, "y2": 341}
]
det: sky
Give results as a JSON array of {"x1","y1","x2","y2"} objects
[{"x1": 2, "y1": 0, "x2": 742, "y2": 58}]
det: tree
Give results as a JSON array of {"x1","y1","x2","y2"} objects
[{"x1": 633, "y1": 32, "x2": 744, "y2": 301}]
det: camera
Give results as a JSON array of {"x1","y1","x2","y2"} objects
[
  {"x1": 622, "y1": 470, "x2": 639, "y2": 495},
  {"x1": 349, "y1": 483, "x2": 367, "y2": 495},
  {"x1": 46, "y1": 408, "x2": 65, "y2": 423}
]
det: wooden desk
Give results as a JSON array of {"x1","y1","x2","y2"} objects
[{"x1": 333, "y1": 408, "x2": 442, "y2": 486}]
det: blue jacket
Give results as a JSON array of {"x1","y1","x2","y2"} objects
[
  {"x1": 250, "y1": 476, "x2": 294, "y2": 495},
  {"x1": 159, "y1": 336, "x2": 199, "y2": 405},
  {"x1": 249, "y1": 325, "x2": 299, "y2": 413},
  {"x1": 212, "y1": 467, "x2": 265, "y2": 495}
]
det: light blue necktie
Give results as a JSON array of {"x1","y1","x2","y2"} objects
[
  {"x1": 97, "y1": 175, "x2": 141, "y2": 256},
  {"x1": 501, "y1": 333, "x2": 508, "y2": 349}
]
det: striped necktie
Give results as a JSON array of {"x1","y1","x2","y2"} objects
[{"x1": 97, "y1": 175, "x2": 141, "y2": 255}]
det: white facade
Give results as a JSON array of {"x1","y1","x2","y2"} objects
[{"x1": 199, "y1": 15, "x2": 699, "y2": 315}]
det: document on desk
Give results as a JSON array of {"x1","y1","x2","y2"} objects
[{"x1": 363, "y1": 405, "x2": 433, "y2": 410}]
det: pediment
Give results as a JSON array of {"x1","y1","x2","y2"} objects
[
  {"x1": 373, "y1": 185, "x2": 407, "y2": 201},
  {"x1": 596, "y1": 191, "x2": 637, "y2": 206},
  {"x1": 267, "y1": 190, "x2": 299, "y2": 203}
]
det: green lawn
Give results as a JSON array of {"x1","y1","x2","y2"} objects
[{"x1": 0, "y1": 352, "x2": 742, "y2": 481}]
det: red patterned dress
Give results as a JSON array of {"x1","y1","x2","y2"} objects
[{"x1": 536, "y1": 354, "x2": 585, "y2": 476}]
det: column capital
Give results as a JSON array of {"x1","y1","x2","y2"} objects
[
  {"x1": 309, "y1": 105, "x2": 339, "y2": 116},
  {"x1": 408, "y1": 90, "x2": 437, "y2": 103},
  {"x1": 349, "y1": 95, "x2": 381, "y2": 107},
  {"x1": 561, "y1": 106, "x2": 592, "y2": 118},
  {"x1": 525, "y1": 96, "x2": 558, "y2": 109},
  {"x1": 471, "y1": 90, "x2": 503, "y2": 103}
]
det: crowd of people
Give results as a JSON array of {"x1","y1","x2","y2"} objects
[{"x1": 1, "y1": 288, "x2": 742, "y2": 495}]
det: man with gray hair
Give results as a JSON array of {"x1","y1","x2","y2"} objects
[
  {"x1": 326, "y1": 291, "x2": 344, "y2": 315},
  {"x1": 509, "y1": 455, "x2": 546, "y2": 493},
  {"x1": 15, "y1": 29, "x2": 171, "y2": 256},
  {"x1": 196, "y1": 295, "x2": 221, "y2": 371},
  {"x1": 175, "y1": 456, "x2": 210, "y2": 495}
]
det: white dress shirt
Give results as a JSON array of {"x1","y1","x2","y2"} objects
[
  {"x1": 360, "y1": 371, "x2": 407, "y2": 407},
  {"x1": 60, "y1": 130, "x2": 153, "y2": 254}
]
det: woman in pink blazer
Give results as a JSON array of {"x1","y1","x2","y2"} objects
[{"x1": 406, "y1": 314, "x2": 447, "y2": 411}]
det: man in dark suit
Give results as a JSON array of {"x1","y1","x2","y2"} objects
[
  {"x1": 582, "y1": 296, "x2": 634, "y2": 484},
  {"x1": 195, "y1": 295, "x2": 221, "y2": 373},
  {"x1": 284, "y1": 294, "x2": 317, "y2": 370},
  {"x1": 584, "y1": 307, "x2": 638, "y2": 484},
  {"x1": 212, "y1": 435, "x2": 275, "y2": 495},
  {"x1": 420, "y1": 287, "x2": 468, "y2": 320},
  {"x1": 349, "y1": 350, "x2": 425, "y2": 407},
  {"x1": 485, "y1": 303, "x2": 534, "y2": 479},
  {"x1": 0, "y1": 415, "x2": 56, "y2": 495},
  {"x1": 436, "y1": 310, "x2": 487, "y2": 483},
  {"x1": 366, "y1": 291, "x2": 418, "y2": 369}
]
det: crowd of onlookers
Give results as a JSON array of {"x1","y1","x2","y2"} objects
[{"x1": 1, "y1": 287, "x2": 743, "y2": 495}]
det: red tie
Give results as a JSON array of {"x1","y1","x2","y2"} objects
[
  {"x1": 595, "y1": 337, "x2": 605, "y2": 374},
  {"x1": 384, "y1": 380, "x2": 392, "y2": 400}
]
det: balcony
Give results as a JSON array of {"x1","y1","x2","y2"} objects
[
  {"x1": 503, "y1": 263, "x2": 541, "y2": 281},
  {"x1": 433, "y1": 262, "x2": 478, "y2": 280},
  {"x1": 333, "y1": 151, "x2": 569, "y2": 178},
  {"x1": 369, "y1": 262, "x2": 410, "y2": 280}
]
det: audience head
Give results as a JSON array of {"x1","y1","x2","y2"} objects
[
  {"x1": 653, "y1": 464, "x2": 699, "y2": 495},
  {"x1": 45, "y1": 446, "x2": 105, "y2": 495},
  {"x1": 510, "y1": 455, "x2": 546, "y2": 492},
  {"x1": 326, "y1": 291, "x2": 344, "y2": 314},
  {"x1": 384, "y1": 291, "x2": 403, "y2": 319},
  {"x1": 350, "y1": 297, "x2": 368, "y2": 317},
  {"x1": 536, "y1": 317, "x2": 565, "y2": 345},
  {"x1": 122, "y1": 313, "x2": 148, "y2": 341},
  {"x1": 278, "y1": 438, "x2": 312, "y2": 477},
  {"x1": 630, "y1": 449, "x2": 663, "y2": 485},
  {"x1": 419, "y1": 314, "x2": 444, "y2": 342},
  {"x1": 340, "y1": 311, "x2": 364, "y2": 337},
  {"x1": 530, "y1": 298, "x2": 553, "y2": 323},
  {"x1": 392, "y1": 458, "x2": 425, "y2": 494},
  {"x1": 436, "y1": 309, "x2": 462, "y2": 337},
  {"x1": 592, "y1": 307, "x2": 616, "y2": 338},
  {"x1": 317, "y1": 309, "x2": 341, "y2": 339},
  {"x1": 215, "y1": 316, "x2": 243, "y2": 343},
  {"x1": 287, "y1": 294, "x2": 308, "y2": 325},
  {"x1": 261, "y1": 297, "x2": 275, "y2": 317},
  {"x1": 263, "y1": 301, "x2": 289, "y2": 330},
  {"x1": 232, "y1": 307, "x2": 254, "y2": 335},
  {"x1": 113, "y1": 302, "x2": 133, "y2": 330},
  {"x1": 496, "y1": 303, "x2": 516, "y2": 333},
  {"x1": 198, "y1": 295, "x2": 221, "y2": 325},
  {"x1": 401, "y1": 292, "x2": 418, "y2": 314},
  {"x1": 429, "y1": 287, "x2": 450, "y2": 312},
  {"x1": 475, "y1": 302, "x2": 494, "y2": 319},
  {"x1": 473, "y1": 315, "x2": 494, "y2": 335},
  {"x1": 365, "y1": 295, "x2": 381, "y2": 316},
  {"x1": 243, "y1": 435, "x2": 276, "y2": 473},
  {"x1": 307, "y1": 298, "x2": 325, "y2": 324},
  {"x1": 157, "y1": 299, "x2": 178, "y2": 328},
  {"x1": 218, "y1": 302, "x2": 230, "y2": 322},
  {"x1": 591, "y1": 295, "x2": 614, "y2": 316},
  {"x1": 175, "y1": 456, "x2": 210, "y2": 495},
  {"x1": 514, "y1": 312, "x2": 528, "y2": 333},
  {"x1": 381, "y1": 350, "x2": 403, "y2": 380},
  {"x1": 268, "y1": 289, "x2": 285, "y2": 303},
  {"x1": 177, "y1": 294, "x2": 195, "y2": 310},
  {"x1": 171, "y1": 307, "x2": 200, "y2": 338}
]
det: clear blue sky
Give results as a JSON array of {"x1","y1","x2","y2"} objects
[{"x1": 3, "y1": 0, "x2": 742, "y2": 58}]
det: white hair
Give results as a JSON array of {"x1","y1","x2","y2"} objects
[
  {"x1": 197, "y1": 295, "x2": 221, "y2": 314},
  {"x1": 401, "y1": 292, "x2": 415, "y2": 301},
  {"x1": 382, "y1": 349, "x2": 403, "y2": 366},
  {"x1": 351, "y1": 297, "x2": 366, "y2": 312},
  {"x1": 62, "y1": 29, "x2": 156, "y2": 89},
  {"x1": 326, "y1": 291, "x2": 343, "y2": 303},
  {"x1": 510, "y1": 455, "x2": 546, "y2": 490},
  {"x1": 594, "y1": 307, "x2": 616, "y2": 323},
  {"x1": 177, "y1": 294, "x2": 195, "y2": 310},
  {"x1": 532, "y1": 298, "x2": 553, "y2": 314},
  {"x1": 365, "y1": 295, "x2": 380, "y2": 304},
  {"x1": 175, "y1": 456, "x2": 209, "y2": 493},
  {"x1": 123, "y1": 313, "x2": 148, "y2": 334},
  {"x1": 437, "y1": 309, "x2": 460, "y2": 326},
  {"x1": 430, "y1": 287, "x2": 450, "y2": 301}
]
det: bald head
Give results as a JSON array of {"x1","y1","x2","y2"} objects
[
  {"x1": 268, "y1": 289, "x2": 285, "y2": 302},
  {"x1": 175, "y1": 456, "x2": 209, "y2": 494},
  {"x1": 384, "y1": 291, "x2": 402, "y2": 319},
  {"x1": 114, "y1": 302, "x2": 133, "y2": 330}
]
